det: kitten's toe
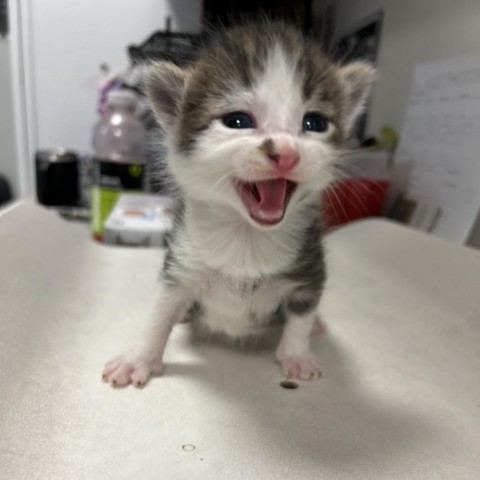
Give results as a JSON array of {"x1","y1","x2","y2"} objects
[
  {"x1": 108, "y1": 363, "x2": 135, "y2": 388},
  {"x1": 102, "y1": 356, "x2": 123, "y2": 380},
  {"x1": 131, "y1": 366, "x2": 151, "y2": 388},
  {"x1": 280, "y1": 356, "x2": 322, "y2": 381},
  {"x1": 102, "y1": 355, "x2": 161, "y2": 388}
]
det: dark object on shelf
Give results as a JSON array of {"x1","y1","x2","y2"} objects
[
  {"x1": 333, "y1": 11, "x2": 384, "y2": 141},
  {"x1": 360, "y1": 137, "x2": 378, "y2": 148},
  {"x1": 0, "y1": 0, "x2": 8, "y2": 38},
  {"x1": 36, "y1": 149, "x2": 80, "y2": 207},
  {"x1": 203, "y1": 0, "x2": 313, "y2": 32},
  {"x1": 334, "y1": 11, "x2": 384, "y2": 64},
  {"x1": 128, "y1": 17, "x2": 200, "y2": 66},
  {"x1": 0, "y1": 174, "x2": 12, "y2": 206},
  {"x1": 124, "y1": 18, "x2": 201, "y2": 194}
]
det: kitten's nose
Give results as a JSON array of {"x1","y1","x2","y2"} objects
[{"x1": 267, "y1": 147, "x2": 299, "y2": 172}]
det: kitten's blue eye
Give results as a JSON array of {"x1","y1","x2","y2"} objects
[
  {"x1": 303, "y1": 113, "x2": 328, "y2": 133},
  {"x1": 222, "y1": 112, "x2": 255, "y2": 129}
]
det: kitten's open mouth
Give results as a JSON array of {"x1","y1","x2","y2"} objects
[{"x1": 234, "y1": 179, "x2": 297, "y2": 226}]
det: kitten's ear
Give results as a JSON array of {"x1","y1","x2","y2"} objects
[
  {"x1": 338, "y1": 62, "x2": 376, "y2": 135},
  {"x1": 146, "y1": 61, "x2": 188, "y2": 132}
]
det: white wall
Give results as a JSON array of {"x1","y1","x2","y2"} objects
[
  {"x1": 330, "y1": 0, "x2": 480, "y2": 248},
  {"x1": 29, "y1": 0, "x2": 201, "y2": 154},
  {"x1": 331, "y1": 0, "x2": 480, "y2": 136},
  {"x1": 0, "y1": 39, "x2": 18, "y2": 197}
]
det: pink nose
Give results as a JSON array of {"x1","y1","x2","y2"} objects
[{"x1": 267, "y1": 149, "x2": 299, "y2": 172}]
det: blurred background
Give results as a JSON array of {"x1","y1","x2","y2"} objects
[{"x1": 1, "y1": 0, "x2": 480, "y2": 248}]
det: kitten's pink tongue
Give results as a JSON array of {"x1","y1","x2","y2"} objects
[
  {"x1": 255, "y1": 179, "x2": 287, "y2": 210},
  {"x1": 241, "y1": 179, "x2": 287, "y2": 225}
]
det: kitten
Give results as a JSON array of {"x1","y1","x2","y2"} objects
[{"x1": 102, "y1": 20, "x2": 374, "y2": 387}]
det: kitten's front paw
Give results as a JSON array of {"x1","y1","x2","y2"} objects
[
  {"x1": 102, "y1": 355, "x2": 163, "y2": 388},
  {"x1": 279, "y1": 356, "x2": 322, "y2": 381}
]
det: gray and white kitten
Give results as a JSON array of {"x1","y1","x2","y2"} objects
[{"x1": 102, "y1": 21, "x2": 374, "y2": 387}]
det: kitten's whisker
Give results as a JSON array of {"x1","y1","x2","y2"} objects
[
  {"x1": 181, "y1": 170, "x2": 233, "y2": 199},
  {"x1": 334, "y1": 164, "x2": 385, "y2": 202},
  {"x1": 323, "y1": 188, "x2": 341, "y2": 226},
  {"x1": 338, "y1": 181, "x2": 372, "y2": 217},
  {"x1": 338, "y1": 171, "x2": 385, "y2": 205},
  {"x1": 332, "y1": 168, "x2": 385, "y2": 216},
  {"x1": 209, "y1": 172, "x2": 234, "y2": 192},
  {"x1": 329, "y1": 184, "x2": 351, "y2": 224},
  {"x1": 178, "y1": 165, "x2": 230, "y2": 186}
]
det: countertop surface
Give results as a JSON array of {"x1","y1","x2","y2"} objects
[{"x1": 1, "y1": 200, "x2": 479, "y2": 479}]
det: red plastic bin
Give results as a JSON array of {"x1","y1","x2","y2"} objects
[{"x1": 322, "y1": 178, "x2": 389, "y2": 230}]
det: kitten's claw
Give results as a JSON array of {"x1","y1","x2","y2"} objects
[
  {"x1": 279, "y1": 356, "x2": 322, "y2": 380},
  {"x1": 102, "y1": 355, "x2": 163, "y2": 388}
]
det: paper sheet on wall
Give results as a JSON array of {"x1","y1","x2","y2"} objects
[{"x1": 395, "y1": 54, "x2": 480, "y2": 244}]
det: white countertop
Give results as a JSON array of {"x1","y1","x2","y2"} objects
[{"x1": 1, "y1": 201, "x2": 479, "y2": 479}]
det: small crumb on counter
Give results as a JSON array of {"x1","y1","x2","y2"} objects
[{"x1": 280, "y1": 380, "x2": 299, "y2": 390}]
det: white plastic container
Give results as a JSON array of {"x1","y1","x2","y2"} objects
[{"x1": 104, "y1": 193, "x2": 174, "y2": 247}]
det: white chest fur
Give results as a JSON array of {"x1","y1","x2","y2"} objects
[
  {"x1": 170, "y1": 201, "x2": 310, "y2": 338},
  {"x1": 194, "y1": 271, "x2": 293, "y2": 338},
  {"x1": 180, "y1": 200, "x2": 310, "y2": 277}
]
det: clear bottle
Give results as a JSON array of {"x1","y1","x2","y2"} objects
[{"x1": 91, "y1": 89, "x2": 147, "y2": 241}]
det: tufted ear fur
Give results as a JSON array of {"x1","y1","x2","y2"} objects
[
  {"x1": 145, "y1": 61, "x2": 188, "y2": 133},
  {"x1": 338, "y1": 62, "x2": 376, "y2": 135}
]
